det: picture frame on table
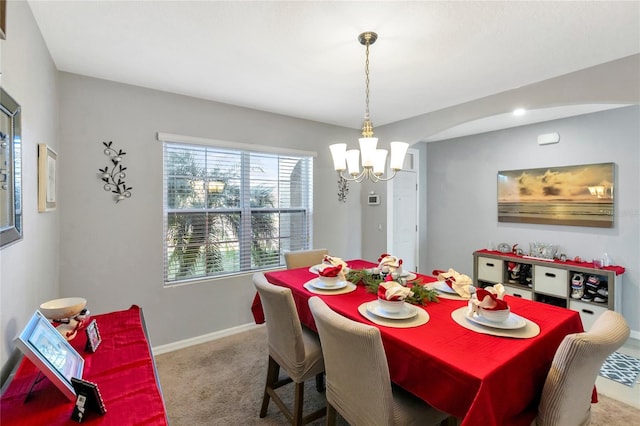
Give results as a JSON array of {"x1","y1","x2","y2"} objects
[
  {"x1": 38, "y1": 144, "x2": 58, "y2": 212},
  {"x1": 14, "y1": 310, "x2": 85, "y2": 401},
  {"x1": 71, "y1": 377, "x2": 107, "y2": 422},
  {"x1": 84, "y1": 319, "x2": 102, "y2": 353}
]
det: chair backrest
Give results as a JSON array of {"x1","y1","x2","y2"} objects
[
  {"x1": 284, "y1": 249, "x2": 329, "y2": 269},
  {"x1": 308, "y1": 296, "x2": 396, "y2": 425},
  {"x1": 536, "y1": 310, "x2": 630, "y2": 426},
  {"x1": 253, "y1": 273, "x2": 307, "y2": 380}
]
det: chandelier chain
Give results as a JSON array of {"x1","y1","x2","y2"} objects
[
  {"x1": 361, "y1": 33, "x2": 375, "y2": 138},
  {"x1": 364, "y1": 41, "x2": 370, "y2": 120}
]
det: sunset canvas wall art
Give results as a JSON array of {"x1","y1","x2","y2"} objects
[{"x1": 497, "y1": 163, "x2": 614, "y2": 228}]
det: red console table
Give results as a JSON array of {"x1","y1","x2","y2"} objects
[{"x1": 1, "y1": 305, "x2": 168, "y2": 425}]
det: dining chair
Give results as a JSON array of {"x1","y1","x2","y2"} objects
[
  {"x1": 253, "y1": 273, "x2": 326, "y2": 425},
  {"x1": 284, "y1": 248, "x2": 329, "y2": 269},
  {"x1": 308, "y1": 296, "x2": 450, "y2": 426},
  {"x1": 533, "y1": 310, "x2": 630, "y2": 426}
]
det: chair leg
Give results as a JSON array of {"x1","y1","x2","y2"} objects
[
  {"x1": 315, "y1": 372, "x2": 325, "y2": 392},
  {"x1": 326, "y1": 403, "x2": 337, "y2": 426},
  {"x1": 260, "y1": 356, "x2": 325, "y2": 425},
  {"x1": 260, "y1": 356, "x2": 280, "y2": 418},
  {"x1": 293, "y1": 381, "x2": 304, "y2": 425}
]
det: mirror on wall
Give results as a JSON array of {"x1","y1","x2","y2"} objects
[{"x1": 0, "y1": 87, "x2": 22, "y2": 248}]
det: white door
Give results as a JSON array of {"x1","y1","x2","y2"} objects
[{"x1": 388, "y1": 149, "x2": 418, "y2": 273}]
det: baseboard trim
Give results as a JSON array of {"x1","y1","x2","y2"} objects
[{"x1": 151, "y1": 322, "x2": 262, "y2": 356}]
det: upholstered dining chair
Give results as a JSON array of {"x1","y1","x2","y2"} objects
[
  {"x1": 284, "y1": 248, "x2": 328, "y2": 269},
  {"x1": 253, "y1": 273, "x2": 326, "y2": 425},
  {"x1": 308, "y1": 296, "x2": 450, "y2": 426},
  {"x1": 533, "y1": 310, "x2": 630, "y2": 426}
]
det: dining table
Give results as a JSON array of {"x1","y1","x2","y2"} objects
[{"x1": 251, "y1": 259, "x2": 587, "y2": 426}]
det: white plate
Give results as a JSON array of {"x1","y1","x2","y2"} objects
[
  {"x1": 308, "y1": 279, "x2": 348, "y2": 290},
  {"x1": 365, "y1": 301, "x2": 417, "y2": 320},
  {"x1": 432, "y1": 281, "x2": 457, "y2": 294},
  {"x1": 432, "y1": 281, "x2": 476, "y2": 295},
  {"x1": 465, "y1": 311, "x2": 527, "y2": 330}
]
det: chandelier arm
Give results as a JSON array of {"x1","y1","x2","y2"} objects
[
  {"x1": 370, "y1": 169, "x2": 400, "y2": 183},
  {"x1": 339, "y1": 168, "x2": 398, "y2": 183},
  {"x1": 337, "y1": 170, "x2": 367, "y2": 183}
]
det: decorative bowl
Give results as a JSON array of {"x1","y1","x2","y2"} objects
[
  {"x1": 318, "y1": 275, "x2": 340, "y2": 286},
  {"x1": 39, "y1": 297, "x2": 87, "y2": 320},
  {"x1": 377, "y1": 298, "x2": 405, "y2": 314},
  {"x1": 478, "y1": 306, "x2": 510, "y2": 323}
]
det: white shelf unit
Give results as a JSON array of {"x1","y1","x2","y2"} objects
[{"x1": 472, "y1": 251, "x2": 623, "y2": 331}]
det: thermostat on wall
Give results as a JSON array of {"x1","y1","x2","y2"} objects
[
  {"x1": 368, "y1": 193, "x2": 380, "y2": 205},
  {"x1": 537, "y1": 132, "x2": 560, "y2": 145}
]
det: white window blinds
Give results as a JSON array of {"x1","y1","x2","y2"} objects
[{"x1": 162, "y1": 139, "x2": 313, "y2": 284}]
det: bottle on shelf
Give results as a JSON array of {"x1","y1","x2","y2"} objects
[{"x1": 603, "y1": 253, "x2": 611, "y2": 267}]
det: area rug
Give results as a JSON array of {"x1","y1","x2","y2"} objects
[{"x1": 599, "y1": 351, "x2": 640, "y2": 387}]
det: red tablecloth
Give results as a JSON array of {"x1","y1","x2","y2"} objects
[
  {"x1": 252, "y1": 260, "x2": 585, "y2": 426},
  {"x1": 1, "y1": 305, "x2": 168, "y2": 425}
]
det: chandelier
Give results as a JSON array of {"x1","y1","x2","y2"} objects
[{"x1": 329, "y1": 32, "x2": 409, "y2": 183}]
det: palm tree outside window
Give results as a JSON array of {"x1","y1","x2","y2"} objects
[{"x1": 162, "y1": 142, "x2": 313, "y2": 285}]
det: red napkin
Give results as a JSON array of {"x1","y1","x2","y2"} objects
[
  {"x1": 475, "y1": 288, "x2": 508, "y2": 310},
  {"x1": 432, "y1": 269, "x2": 456, "y2": 288},
  {"x1": 443, "y1": 276, "x2": 455, "y2": 288},
  {"x1": 318, "y1": 264, "x2": 342, "y2": 277},
  {"x1": 377, "y1": 279, "x2": 412, "y2": 301},
  {"x1": 377, "y1": 285, "x2": 402, "y2": 300}
]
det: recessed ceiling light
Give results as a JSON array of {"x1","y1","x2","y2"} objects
[{"x1": 513, "y1": 108, "x2": 526, "y2": 116}]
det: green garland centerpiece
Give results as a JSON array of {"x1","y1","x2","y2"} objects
[{"x1": 345, "y1": 268, "x2": 440, "y2": 306}]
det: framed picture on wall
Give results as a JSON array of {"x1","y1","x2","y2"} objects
[
  {"x1": 0, "y1": 0, "x2": 6, "y2": 40},
  {"x1": 38, "y1": 144, "x2": 57, "y2": 212},
  {"x1": 497, "y1": 162, "x2": 615, "y2": 228}
]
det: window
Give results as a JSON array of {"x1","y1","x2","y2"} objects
[{"x1": 162, "y1": 138, "x2": 313, "y2": 285}]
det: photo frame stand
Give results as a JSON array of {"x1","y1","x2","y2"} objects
[{"x1": 24, "y1": 371, "x2": 46, "y2": 403}]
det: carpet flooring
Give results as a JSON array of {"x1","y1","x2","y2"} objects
[{"x1": 155, "y1": 325, "x2": 640, "y2": 425}]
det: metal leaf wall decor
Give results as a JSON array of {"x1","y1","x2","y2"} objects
[
  {"x1": 338, "y1": 175, "x2": 349, "y2": 202},
  {"x1": 98, "y1": 141, "x2": 132, "y2": 203}
]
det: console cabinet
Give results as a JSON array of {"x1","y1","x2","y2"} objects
[
  {"x1": 0, "y1": 306, "x2": 168, "y2": 425},
  {"x1": 472, "y1": 250, "x2": 624, "y2": 331}
]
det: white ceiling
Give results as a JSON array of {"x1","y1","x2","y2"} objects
[{"x1": 27, "y1": 1, "x2": 640, "y2": 137}]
